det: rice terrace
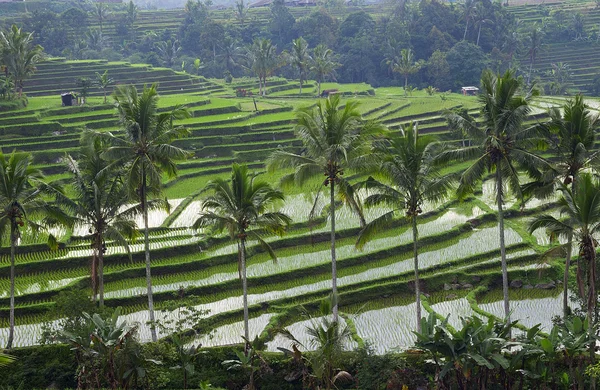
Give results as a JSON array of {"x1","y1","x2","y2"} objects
[{"x1": 2, "y1": 0, "x2": 600, "y2": 387}]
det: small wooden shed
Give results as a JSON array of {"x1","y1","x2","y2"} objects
[
  {"x1": 61, "y1": 92, "x2": 76, "y2": 106},
  {"x1": 461, "y1": 86, "x2": 479, "y2": 96}
]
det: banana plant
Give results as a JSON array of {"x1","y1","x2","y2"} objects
[
  {"x1": 276, "y1": 298, "x2": 354, "y2": 390},
  {"x1": 61, "y1": 308, "x2": 140, "y2": 389},
  {"x1": 414, "y1": 313, "x2": 520, "y2": 389}
]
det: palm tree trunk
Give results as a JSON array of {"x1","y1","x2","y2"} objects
[
  {"x1": 412, "y1": 216, "x2": 421, "y2": 330},
  {"x1": 564, "y1": 234, "x2": 572, "y2": 318},
  {"x1": 463, "y1": 19, "x2": 469, "y2": 40},
  {"x1": 477, "y1": 24, "x2": 482, "y2": 46},
  {"x1": 299, "y1": 75, "x2": 303, "y2": 95},
  {"x1": 240, "y1": 238, "x2": 250, "y2": 345},
  {"x1": 404, "y1": 75, "x2": 408, "y2": 96},
  {"x1": 588, "y1": 241, "x2": 597, "y2": 367},
  {"x1": 317, "y1": 80, "x2": 321, "y2": 97},
  {"x1": 330, "y1": 180, "x2": 338, "y2": 322},
  {"x1": 527, "y1": 59, "x2": 534, "y2": 85},
  {"x1": 496, "y1": 169, "x2": 511, "y2": 326},
  {"x1": 91, "y1": 249, "x2": 98, "y2": 303},
  {"x1": 6, "y1": 222, "x2": 17, "y2": 349},
  {"x1": 142, "y1": 174, "x2": 157, "y2": 342},
  {"x1": 98, "y1": 239, "x2": 105, "y2": 308}
]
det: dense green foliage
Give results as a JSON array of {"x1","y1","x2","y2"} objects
[{"x1": 1, "y1": 0, "x2": 599, "y2": 95}]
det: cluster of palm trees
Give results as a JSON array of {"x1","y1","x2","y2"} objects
[
  {"x1": 1, "y1": 83, "x2": 189, "y2": 349},
  {"x1": 248, "y1": 37, "x2": 340, "y2": 97},
  {"x1": 3, "y1": 69, "x2": 600, "y2": 356},
  {"x1": 264, "y1": 69, "x2": 600, "y2": 345}
]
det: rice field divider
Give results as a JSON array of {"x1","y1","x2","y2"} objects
[
  {"x1": 21, "y1": 221, "x2": 519, "y2": 319},
  {"x1": 0, "y1": 229, "x2": 196, "y2": 268},
  {"x1": 17, "y1": 228, "x2": 516, "y2": 328},
  {"x1": 7, "y1": 218, "x2": 524, "y2": 318},
  {"x1": 98, "y1": 220, "x2": 486, "y2": 306},
  {"x1": 143, "y1": 237, "x2": 529, "y2": 324}
]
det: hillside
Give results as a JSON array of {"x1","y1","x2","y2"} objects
[{"x1": 0, "y1": 57, "x2": 591, "y2": 353}]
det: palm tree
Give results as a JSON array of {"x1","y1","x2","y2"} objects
[
  {"x1": 392, "y1": 48, "x2": 422, "y2": 97},
  {"x1": 95, "y1": 70, "x2": 113, "y2": 104},
  {"x1": 193, "y1": 164, "x2": 291, "y2": 344},
  {"x1": 356, "y1": 124, "x2": 454, "y2": 330},
  {"x1": 462, "y1": 0, "x2": 476, "y2": 41},
  {"x1": 93, "y1": 3, "x2": 111, "y2": 34},
  {"x1": 525, "y1": 95, "x2": 600, "y2": 318},
  {"x1": 473, "y1": 2, "x2": 492, "y2": 47},
  {"x1": 246, "y1": 38, "x2": 279, "y2": 97},
  {"x1": 0, "y1": 25, "x2": 44, "y2": 97},
  {"x1": 218, "y1": 38, "x2": 243, "y2": 75},
  {"x1": 102, "y1": 84, "x2": 190, "y2": 342},
  {"x1": 526, "y1": 23, "x2": 543, "y2": 85},
  {"x1": 443, "y1": 70, "x2": 547, "y2": 324},
  {"x1": 86, "y1": 29, "x2": 106, "y2": 52},
  {"x1": 57, "y1": 135, "x2": 138, "y2": 307},
  {"x1": 0, "y1": 151, "x2": 62, "y2": 349},
  {"x1": 310, "y1": 44, "x2": 339, "y2": 97},
  {"x1": 155, "y1": 39, "x2": 181, "y2": 68},
  {"x1": 235, "y1": 0, "x2": 247, "y2": 25},
  {"x1": 267, "y1": 94, "x2": 382, "y2": 321},
  {"x1": 290, "y1": 37, "x2": 310, "y2": 95},
  {"x1": 529, "y1": 173, "x2": 600, "y2": 360}
]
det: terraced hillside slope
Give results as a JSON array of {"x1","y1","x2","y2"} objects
[{"x1": 0, "y1": 60, "x2": 593, "y2": 352}]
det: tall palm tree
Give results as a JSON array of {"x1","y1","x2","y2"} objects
[
  {"x1": 0, "y1": 151, "x2": 62, "y2": 349},
  {"x1": 462, "y1": 0, "x2": 476, "y2": 41},
  {"x1": 95, "y1": 70, "x2": 113, "y2": 104},
  {"x1": 392, "y1": 48, "x2": 421, "y2": 97},
  {"x1": 102, "y1": 84, "x2": 190, "y2": 342},
  {"x1": 56, "y1": 135, "x2": 138, "y2": 307},
  {"x1": 526, "y1": 23, "x2": 543, "y2": 85},
  {"x1": 93, "y1": 3, "x2": 111, "y2": 34},
  {"x1": 0, "y1": 25, "x2": 44, "y2": 97},
  {"x1": 246, "y1": 38, "x2": 279, "y2": 97},
  {"x1": 473, "y1": 2, "x2": 492, "y2": 47},
  {"x1": 194, "y1": 164, "x2": 291, "y2": 343},
  {"x1": 443, "y1": 70, "x2": 547, "y2": 324},
  {"x1": 529, "y1": 173, "x2": 600, "y2": 360},
  {"x1": 267, "y1": 94, "x2": 382, "y2": 321},
  {"x1": 310, "y1": 44, "x2": 339, "y2": 97},
  {"x1": 290, "y1": 37, "x2": 310, "y2": 95},
  {"x1": 525, "y1": 95, "x2": 600, "y2": 318},
  {"x1": 356, "y1": 124, "x2": 454, "y2": 330}
]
